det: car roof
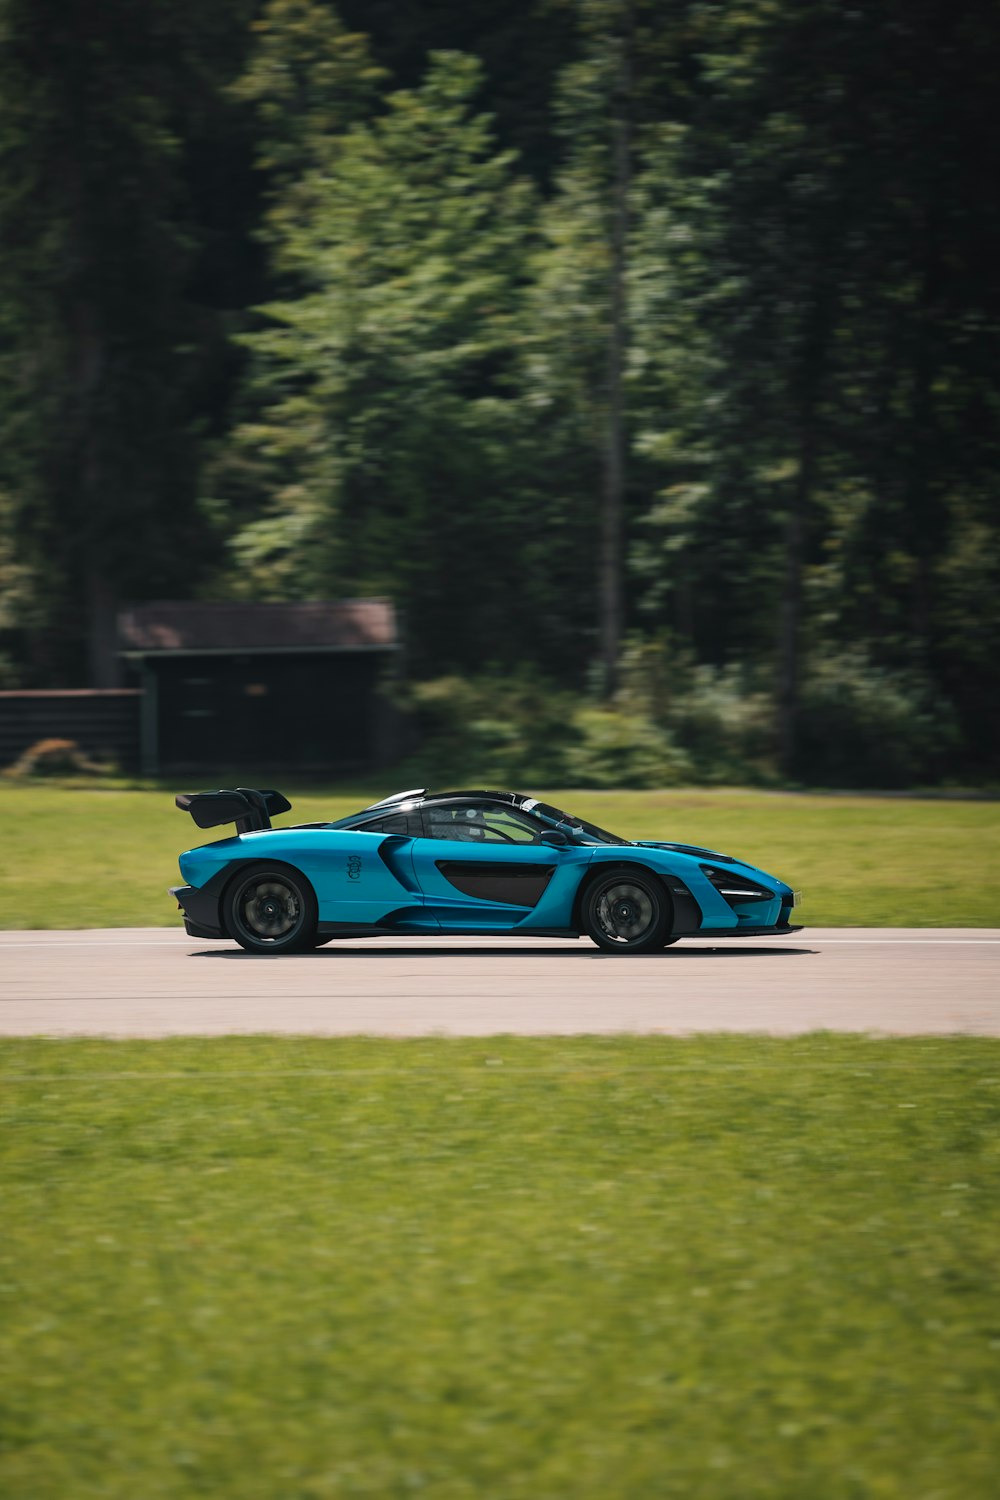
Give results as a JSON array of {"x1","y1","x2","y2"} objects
[
  {"x1": 424, "y1": 789, "x2": 531, "y2": 807},
  {"x1": 358, "y1": 789, "x2": 532, "y2": 813},
  {"x1": 322, "y1": 790, "x2": 548, "y2": 831}
]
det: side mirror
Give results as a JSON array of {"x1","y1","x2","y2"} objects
[{"x1": 539, "y1": 828, "x2": 570, "y2": 847}]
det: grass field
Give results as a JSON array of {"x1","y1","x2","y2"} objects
[
  {"x1": 2, "y1": 1035, "x2": 998, "y2": 1498},
  {"x1": 1, "y1": 780, "x2": 999, "y2": 928}
]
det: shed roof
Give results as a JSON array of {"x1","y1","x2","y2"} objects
[{"x1": 118, "y1": 600, "x2": 398, "y2": 655}]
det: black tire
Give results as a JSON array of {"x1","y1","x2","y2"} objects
[
  {"x1": 223, "y1": 864, "x2": 318, "y2": 954},
  {"x1": 582, "y1": 870, "x2": 670, "y2": 954}
]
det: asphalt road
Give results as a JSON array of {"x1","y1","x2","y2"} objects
[{"x1": 1, "y1": 926, "x2": 998, "y2": 1036}]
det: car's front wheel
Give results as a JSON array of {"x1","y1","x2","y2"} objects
[
  {"x1": 223, "y1": 865, "x2": 318, "y2": 954},
  {"x1": 582, "y1": 871, "x2": 670, "y2": 954}
]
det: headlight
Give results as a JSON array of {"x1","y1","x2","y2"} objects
[{"x1": 700, "y1": 865, "x2": 774, "y2": 904}]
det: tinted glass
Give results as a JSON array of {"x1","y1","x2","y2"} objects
[
  {"x1": 356, "y1": 813, "x2": 410, "y2": 835},
  {"x1": 421, "y1": 802, "x2": 544, "y2": 843},
  {"x1": 533, "y1": 802, "x2": 630, "y2": 845}
]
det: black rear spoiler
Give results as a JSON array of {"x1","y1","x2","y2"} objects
[{"x1": 175, "y1": 788, "x2": 292, "y2": 834}]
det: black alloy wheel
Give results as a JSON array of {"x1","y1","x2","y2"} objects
[
  {"x1": 582, "y1": 871, "x2": 670, "y2": 954},
  {"x1": 223, "y1": 865, "x2": 318, "y2": 954}
]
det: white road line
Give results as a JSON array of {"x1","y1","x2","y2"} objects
[
  {"x1": 0, "y1": 935, "x2": 998, "y2": 949},
  {"x1": 0, "y1": 935, "x2": 222, "y2": 946}
]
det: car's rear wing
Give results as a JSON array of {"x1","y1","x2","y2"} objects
[{"x1": 175, "y1": 788, "x2": 292, "y2": 834}]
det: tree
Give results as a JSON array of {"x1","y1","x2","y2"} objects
[
  {"x1": 532, "y1": 0, "x2": 639, "y2": 698},
  {"x1": 221, "y1": 39, "x2": 557, "y2": 671},
  {"x1": 0, "y1": 0, "x2": 254, "y2": 685},
  {"x1": 530, "y1": 0, "x2": 712, "y2": 697},
  {"x1": 625, "y1": 0, "x2": 1000, "y2": 778}
]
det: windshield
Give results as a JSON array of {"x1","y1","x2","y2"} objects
[{"x1": 532, "y1": 801, "x2": 631, "y2": 846}]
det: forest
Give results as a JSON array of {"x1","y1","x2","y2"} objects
[{"x1": 1, "y1": 0, "x2": 998, "y2": 786}]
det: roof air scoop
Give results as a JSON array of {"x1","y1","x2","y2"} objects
[{"x1": 365, "y1": 788, "x2": 426, "y2": 810}]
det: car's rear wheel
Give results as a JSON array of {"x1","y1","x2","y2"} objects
[
  {"x1": 223, "y1": 865, "x2": 317, "y2": 954},
  {"x1": 582, "y1": 871, "x2": 670, "y2": 954}
]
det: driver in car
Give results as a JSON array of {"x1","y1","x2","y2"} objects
[{"x1": 459, "y1": 807, "x2": 490, "y2": 840}]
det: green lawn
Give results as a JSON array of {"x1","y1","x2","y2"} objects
[
  {"x1": 2, "y1": 1035, "x2": 998, "y2": 1499},
  {"x1": 1, "y1": 780, "x2": 998, "y2": 927}
]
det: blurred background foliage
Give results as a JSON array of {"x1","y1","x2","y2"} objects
[{"x1": 1, "y1": 0, "x2": 998, "y2": 786}]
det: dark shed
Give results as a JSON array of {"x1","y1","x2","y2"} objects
[{"x1": 118, "y1": 600, "x2": 400, "y2": 775}]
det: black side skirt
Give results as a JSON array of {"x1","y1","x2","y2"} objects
[
  {"x1": 316, "y1": 922, "x2": 581, "y2": 940},
  {"x1": 673, "y1": 924, "x2": 804, "y2": 938}
]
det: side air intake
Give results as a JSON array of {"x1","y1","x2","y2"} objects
[{"x1": 175, "y1": 788, "x2": 292, "y2": 834}]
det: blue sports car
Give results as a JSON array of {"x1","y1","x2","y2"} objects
[{"x1": 171, "y1": 786, "x2": 802, "y2": 954}]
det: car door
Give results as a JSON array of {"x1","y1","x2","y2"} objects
[{"x1": 408, "y1": 801, "x2": 560, "y2": 930}]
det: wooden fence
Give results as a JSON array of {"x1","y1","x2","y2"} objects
[{"x1": 0, "y1": 690, "x2": 141, "y2": 770}]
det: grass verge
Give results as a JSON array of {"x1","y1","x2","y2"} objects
[
  {"x1": 1, "y1": 781, "x2": 998, "y2": 927},
  {"x1": 2, "y1": 1035, "x2": 998, "y2": 1498}
]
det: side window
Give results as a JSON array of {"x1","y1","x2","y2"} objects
[
  {"x1": 421, "y1": 803, "x2": 543, "y2": 843},
  {"x1": 358, "y1": 813, "x2": 410, "y2": 835},
  {"x1": 422, "y1": 806, "x2": 471, "y2": 842},
  {"x1": 479, "y1": 808, "x2": 544, "y2": 843}
]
